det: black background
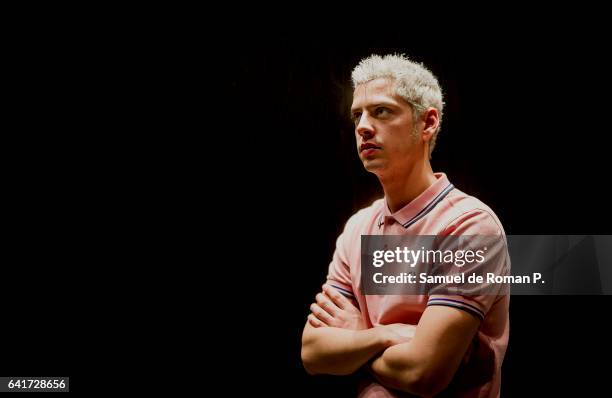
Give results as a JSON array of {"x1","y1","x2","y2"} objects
[{"x1": 3, "y1": 13, "x2": 611, "y2": 395}]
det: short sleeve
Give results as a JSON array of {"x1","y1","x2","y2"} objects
[
  {"x1": 326, "y1": 226, "x2": 356, "y2": 299},
  {"x1": 428, "y1": 209, "x2": 510, "y2": 319}
]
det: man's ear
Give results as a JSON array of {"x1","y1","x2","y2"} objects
[{"x1": 421, "y1": 108, "x2": 439, "y2": 144}]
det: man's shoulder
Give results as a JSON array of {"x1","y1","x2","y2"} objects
[
  {"x1": 443, "y1": 189, "x2": 505, "y2": 235},
  {"x1": 344, "y1": 198, "x2": 385, "y2": 231}
]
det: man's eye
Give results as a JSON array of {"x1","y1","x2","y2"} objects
[
  {"x1": 352, "y1": 113, "x2": 362, "y2": 122},
  {"x1": 375, "y1": 107, "x2": 390, "y2": 116}
]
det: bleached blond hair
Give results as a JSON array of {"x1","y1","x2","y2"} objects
[{"x1": 352, "y1": 54, "x2": 444, "y2": 157}]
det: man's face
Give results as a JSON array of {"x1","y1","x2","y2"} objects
[{"x1": 351, "y1": 78, "x2": 423, "y2": 177}]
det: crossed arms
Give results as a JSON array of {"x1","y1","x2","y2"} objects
[{"x1": 301, "y1": 284, "x2": 480, "y2": 396}]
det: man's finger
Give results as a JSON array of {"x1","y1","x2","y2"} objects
[
  {"x1": 308, "y1": 314, "x2": 324, "y2": 328},
  {"x1": 316, "y1": 292, "x2": 338, "y2": 316},
  {"x1": 322, "y1": 284, "x2": 350, "y2": 310},
  {"x1": 310, "y1": 303, "x2": 334, "y2": 325}
]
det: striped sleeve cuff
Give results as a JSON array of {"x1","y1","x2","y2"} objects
[
  {"x1": 427, "y1": 297, "x2": 485, "y2": 320},
  {"x1": 326, "y1": 280, "x2": 356, "y2": 299}
]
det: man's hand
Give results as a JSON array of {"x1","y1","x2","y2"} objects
[
  {"x1": 302, "y1": 285, "x2": 417, "y2": 376},
  {"x1": 308, "y1": 284, "x2": 367, "y2": 330},
  {"x1": 379, "y1": 323, "x2": 416, "y2": 347}
]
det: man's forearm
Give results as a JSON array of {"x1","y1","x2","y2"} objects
[
  {"x1": 301, "y1": 324, "x2": 389, "y2": 376},
  {"x1": 370, "y1": 342, "x2": 429, "y2": 395},
  {"x1": 370, "y1": 305, "x2": 481, "y2": 397}
]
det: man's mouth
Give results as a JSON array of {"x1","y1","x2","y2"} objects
[{"x1": 360, "y1": 143, "x2": 381, "y2": 153}]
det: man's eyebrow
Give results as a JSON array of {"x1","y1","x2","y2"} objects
[{"x1": 351, "y1": 102, "x2": 398, "y2": 113}]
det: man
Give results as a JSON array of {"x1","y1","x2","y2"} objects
[{"x1": 301, "y1": 54, "x2": 509, "y2": 397}]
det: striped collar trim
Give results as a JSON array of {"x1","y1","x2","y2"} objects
[{"x1": 402, "y1": 183, "x2": 454, "y2": 229}]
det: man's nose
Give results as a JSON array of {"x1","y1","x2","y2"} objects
[{"x1": 356, "y1": 114, "x2": 375, "y2": 139}]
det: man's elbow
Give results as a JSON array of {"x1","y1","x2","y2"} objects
[
  {"x1": 379, "y1": 358, "x2": 452, "y2": 396},
  {"x1": 301, "y1": 345, "x2": 353, "y2": 376},
  {"x1": 402, "y1": 369, "x2": 451, "y2": 397},
  {"x1": 301, "y1": 327, "x2": 318, "y2": 374},
  {"x1": 301, "y1": 345, "x2": 319, "y2": 375},
  {"x1": 300, "y1": 339, "x2": 331, "y2": 375}
]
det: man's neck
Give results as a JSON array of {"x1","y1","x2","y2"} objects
[{"x1": 380, "y1": 163, "x2": 437, "y2": 214}]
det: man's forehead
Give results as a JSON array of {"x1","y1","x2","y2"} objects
[{"x1": 351, "y1": 78, "x2": 400, "y2": 109}]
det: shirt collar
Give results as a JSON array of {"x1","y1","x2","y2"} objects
[{"x1": 382, "y1": 172, "x2": 454, "y2": 228}]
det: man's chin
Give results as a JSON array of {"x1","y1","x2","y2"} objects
[{"x1": 362, "y1": 159, "x2": 386, "y2": 174}]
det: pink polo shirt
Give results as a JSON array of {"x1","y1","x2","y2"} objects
[{"x1": 327, "y1": 173, "x2": 509, "y2": 398}]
